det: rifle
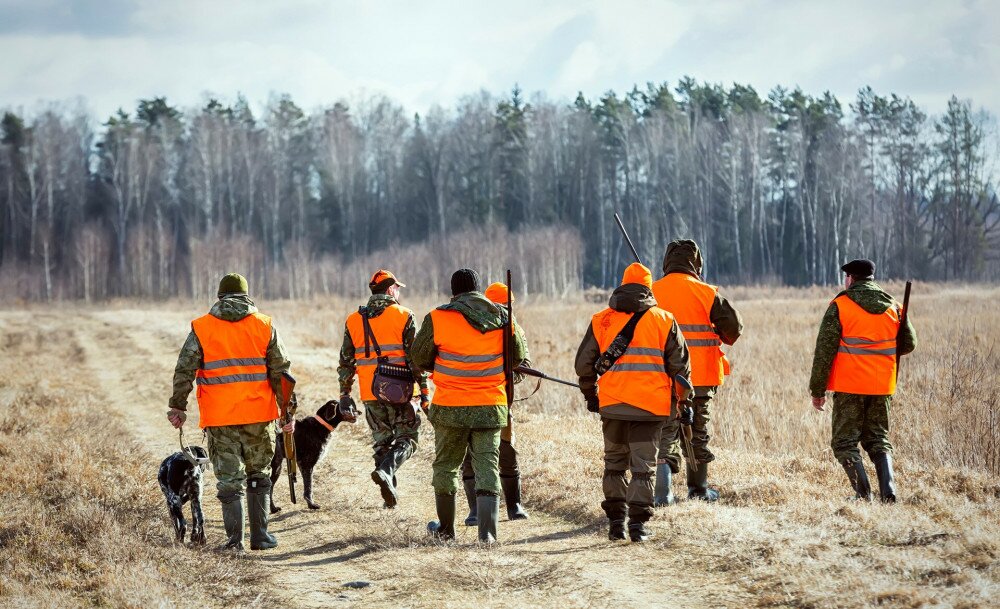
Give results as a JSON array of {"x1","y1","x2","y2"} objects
[
  {"x1": 503, "y1": 269, "x2": 515, "y2": 408},
  {"x1": 515, "y1": 365, "x2": 580, "y2": 389},
  {"x1": 279, "y1": 372, "x2": 297, "y2": 505},
  {"x1": 895, "y1": 281, "x2": 912, "y2": 383},
  {"x1": 674, "y1": 374, "x2": 698, "y2": 472},
  {"x1": 614, "y1": 212, "x2": 642, "y2": 264}
]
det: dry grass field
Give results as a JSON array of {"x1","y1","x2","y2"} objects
[{"x1": 2, "y1": 282, "x2": 999, "y2": 608}]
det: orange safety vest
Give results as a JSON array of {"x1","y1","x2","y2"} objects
[
  {"x1": 192, "y1": 312, "x2": 277, "y2": 428},
  {"x1": 590, "y1": 306, "x2": 676, "y2": 416},
  {"x1": 652, "y1": 273, "x2": 729, "y2": 387},
  {"x1": 345, "y1": 304, "x2": 413, "y2": 402},
  {"x1": 827, "y1": 295, "x2": 900, "y2": 395},
  {"x1": 429, "y1": 309, "x2": 506, "y2": 407}
]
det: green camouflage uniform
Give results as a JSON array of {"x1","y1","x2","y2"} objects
[
  {"x1": 169, "y1": 295, "x2": 292, "y2": 499},
  {"x1": 337, "y1": 294, "x2": 429, "y2": 465},
  {"x1": 654, "y1": 243, "x2": 744, "y2": 474},
  {"x1": 808, "y1": 279, "x2": 917, "y2": 466},
  {"x1": 410, "y1": 292, "x2": 528, "y2": 496}
]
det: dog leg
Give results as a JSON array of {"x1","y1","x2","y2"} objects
[
  {"x1": 168, "y1": 494, "x2": 186, "y2": 543},
  {"x1": 303, "y1": 466, "x2": 320, "y2": 510},
  {"x1": 190, "y1": 484, "x2": 206, "y2": 545},
  {"x1": 269, "y1": 455, "x2": 283, "y2": 514}
]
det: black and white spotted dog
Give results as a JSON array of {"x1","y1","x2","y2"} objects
[
  {"x1": 158, "y1": 445, "x2": 209, "y2": 544},
  {"x1": 269, "y1": 398, "x2": 354, "y2": 513}
]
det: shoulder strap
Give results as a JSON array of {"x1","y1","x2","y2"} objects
[
  {"x1": 359, "y1": 307, "x2": 382, "y2": 358},
  {"x1": 618, "y1": 308, "x2": 649, "y2": 343}
]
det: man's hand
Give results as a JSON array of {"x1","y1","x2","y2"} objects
[
  {"x1": 281, "y1": 419, "x2": 296, "y2": 434},
  {"x1": 167, "y1": 408, "x2": 186, "y2": 429},
  {"x1": 419, "y1": 393, "x2": 430, "y2": 415},
  {"x1": 585, "y1": 394, "x2": 600, "y2": 413},
  {"x1": 812, "y1": 396, "x2": 827, "y2": 412},
  {"x1": 680, "y1": 402, "x2": 695, "y2": 426}
]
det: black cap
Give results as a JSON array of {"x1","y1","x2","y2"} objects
[
  {"x1": 450, "y1": 268, "x2": 481, "y2": 296},
  {"x1": 841, "y1": 259, "x2": 875, "y2": 278}
]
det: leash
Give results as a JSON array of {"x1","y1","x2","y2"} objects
[
  {"x1": 179, "y1": 428, "x2": 210, "y2": 468},
  {"x1": 312, "y1": 414, "x2": 335, "y2": 432}
]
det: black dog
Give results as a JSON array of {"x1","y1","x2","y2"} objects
[
  {"x1": 270, "y1": 399, "x2": 353, "y2": 513},
  {"x1": 158, "y1": 446, "x2": 209, "y2": 544}
]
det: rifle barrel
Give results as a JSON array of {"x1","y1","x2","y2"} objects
[{"x1": 614, "y1": 212, "x2": 642, "y2": 264}]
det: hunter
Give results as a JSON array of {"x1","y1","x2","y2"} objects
[
  {"x1": 338, "y1": 270, "x2": 430, "y2": 508},
  {"x1": 651, "y1": 239, "x2": 743, "y2": 504},
  {"x1": 575, "y1": 263, "x2": 690, "y2": 542},
  {"x1": 460, "y1": 282, "x2": 529, "y2": 526},
  {"x1": 412, "y1": 269, "x2": 529, "y2": 543},
  {"x1": 809, "y1": 259, "x2": 917, "y2": 502},
  {"x1": 166, "y1": 273, "x2": 293, "y2": 551}
]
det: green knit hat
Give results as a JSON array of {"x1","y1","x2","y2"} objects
[{"x1": 218, "y1": 273, "x2": 249, "y2": 296}]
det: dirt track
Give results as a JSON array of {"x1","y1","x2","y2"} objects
[{"x1": 67, "y1": 309, "x2": 750, "y2": 609}]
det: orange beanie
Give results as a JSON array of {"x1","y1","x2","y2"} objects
[{"x1": 621, "y1": 263, "x2": 653, "y2": 289}]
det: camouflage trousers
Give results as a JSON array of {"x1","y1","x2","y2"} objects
[
  {"x1": 432, "y1": 424, "x2": 501, "y2": 496},
  {"x1": 204, "y1": 421, "x2": 276, "y2": 498},
  {"x1": 831, "y1": 392, "x2": 893, "y2": 465},
  {"x1": 463, "y1": 439, "x2": 519, "y2": 479},
  {"x1": 364, "y1": 399, "x2": 420, "y2": 464},
  {"x1": 658, "y1": 391, "x2": 715, "y2": 474},
  {"x1": 602, "y1": 418, "x2": 664, "y2": 524}
]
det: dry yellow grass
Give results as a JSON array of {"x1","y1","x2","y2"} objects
[{"x1": 1, "y1": 282, "x2": 998, "y2": 608}]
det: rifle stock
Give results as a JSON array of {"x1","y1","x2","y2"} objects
[{"x1": 279, "y1": 372, "x2": 298, "y2": 505}]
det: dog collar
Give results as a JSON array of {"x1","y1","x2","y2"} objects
[{"x1": 313, "y1": 414, "x2": 335, "y2": 432}]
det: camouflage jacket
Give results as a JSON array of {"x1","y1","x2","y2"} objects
[
  {"x1": 336, "y1": 294, "x2": 430, "y2": 396},
  {"x1": 169, "y1": 295, "x2": 293, "y2": 412},
  {"x1": 410, "y1": 292, "x2": 529, "y2": 429},
  {"x1": 575, "y1": 283, "x2": 690, "y2": 421},
  {"x1": 808, "y1": 279, "x2": 918, "y2": 397}
]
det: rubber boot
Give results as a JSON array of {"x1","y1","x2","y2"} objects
[
  {"x1": 842, "y1": 459, "x2": 873, "y2": 501},
  {"x1": 218, "y1": 492, "x2": 245, "y2": 551},
  {"x1": 628, "y1": 521, "x2": 653, "y2": 543},
  {"x1": 872, "y1": 452, "x2": 897, "y2": 504},
  {"x1": 654, "y1": 463, "x2": 675, "y2": 507},
  {"x1": 427, "y1": 493, "x2": 456, "y2": 540},
  {"x1": 247, "y1": 478, "x2": 277, "y2": 550},
  {"x1": 608, "y1": 519, "x2": 626, "y2": 541},
  {"x1": 462, "y1": 478, "x2": 478, "y2": 526},
  {"x1": 686, "y1": 462, "x2": 719, "y2": 502},
  {"x1": 372, "y1": 444, "x2": 409, "y2": 508},
  {"x1": 477, "y1": 494, "x2": 500, "y2": 543},
  {"x1": 500, "y1": 475, "x2": 529, "y2": 520}
]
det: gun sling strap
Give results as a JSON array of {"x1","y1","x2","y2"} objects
[{"x1": 595, "y1": 308, "x2": 649, "y2": 374}]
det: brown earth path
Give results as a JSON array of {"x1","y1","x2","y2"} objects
[{"x1": 69, "y1": 309, "x2": 751, "y2": 609}]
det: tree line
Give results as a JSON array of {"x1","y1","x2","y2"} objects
[{"x1": 1, "y1": 80, "x2": 997, "y2": 301}]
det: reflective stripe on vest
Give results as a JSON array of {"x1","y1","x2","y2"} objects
[
  {"x1": 192, "y1": 312, "x2": 277, "y2": 428},
  {"x1": 827, "y1": 295, "x2": 900, "y2": 395},
  {"x1": 345, "y1": 305, "x2": 413, "y2": 402},
  {"x1": 591, "y1": 307, "x2": 675, "y2": 417},
  {"x1": 429, "y1": 309, "x2": 506, "y2": 407},
  {"x1": 652, "y1": 273, "x2": 727, "y2": 387}
]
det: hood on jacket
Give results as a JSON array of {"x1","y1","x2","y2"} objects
[
  {"x1": 842, "y1": 279, "x2": 896, "y2": 314},
  {"x1": 662, "y1": 239, "x2": 703, "y2": 278},
  {"x1": 361, "y1": 294, "x2": 398, "y2": 319},
  {"x1": 608, "y1": 283, "x2": 657, "y2": 313},
  {"x1": 438, "y1": 291, "x2": 508, "y2": 332},
  {"x1": 210, "y1": 294, "x2": 258, "y2": 322}
]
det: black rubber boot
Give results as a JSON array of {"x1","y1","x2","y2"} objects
[
  {"x1": 218, "y1": 492, "x2": 245, "y2": 551},
  {"x1": 842, "y1": 459, "x2": 873, "y2": 501},
  {"x1": 462, "y1": 478, "x2": 478, "y2": 526},
  {"x1": 372, "y1": 443, "x2": 410, "y2": 508},
  {"x1": 654, "y1": 463, "x2": 675, "y2": 507},
  {"x1": 247, "y1": 478, "x2": 277, "y2": 550},
  {"x1": 500, "y1": 475, "x2": 529, "y2": 520},
  {"x1": 628, "y1": 521, "x2": 653, "y2": 543},
  {"x1": 477, "y1": 494, "x2": 500, "y2": 543},
  {"x1": 872, "y1": 452, "x2": 897, "y2": 504},
  {"x1": 608, "y1": 519, "x2": 626, "y2": 541},
  {"x1": 686, "y1": 462, "x2": 719, "y2": 502},
  {"x1": 427, "y1": 493, "x2": 456, "y2": 540}
]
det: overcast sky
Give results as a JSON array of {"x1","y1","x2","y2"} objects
[{"x1": 1, "y1": 0, "x2": 998, "y2": 121}]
